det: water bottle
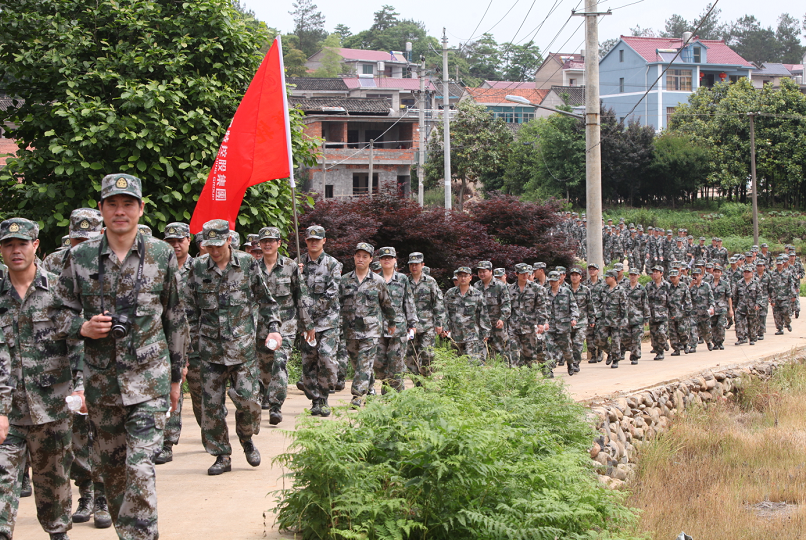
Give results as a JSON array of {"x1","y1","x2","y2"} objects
[
  {"x1": 306, "y1": 335, "x2": 317, "y2": 347},
  {"x1": 65, "y1": 395, "x2": 86, "y2": 415},
  {"x1": 267, "y1": 338, "x2": 279, "y2": 351},
  {"x1": 407, "y1": 328, "x2": 415, "y2": 341}
]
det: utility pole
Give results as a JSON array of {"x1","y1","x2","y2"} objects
[
  {"x1": 321, "y1": 142, "x2": 327, "y2": 197},
  {"x1": 442, "y1": 28, "x2": 452, "y2": 210},
  {"x1": 368, "y1": 139, "x2": 375, "y2": 198},
  {"x1": 748, "y1": 112, "x2": 759, "y2": 244},
  {"x1": 574, "y1": 0, "x2": 610, "y2": 269},
  {"x1": 417, "y1": 55, "x2": 426, "y2": 206}
]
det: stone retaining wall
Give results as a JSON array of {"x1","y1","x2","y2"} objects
[{"x1": 587, "y1": 351, "x2": 803, "y2": 488}]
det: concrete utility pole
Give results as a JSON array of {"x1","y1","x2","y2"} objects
[
  {"x1": 368, "y1": 139, "x2": 375, "y2": 198},
  {"x1": 748, "y1": 112, "x2": 759, "y2": 244},
  {"x1": 574, "y1": 0, "x2": 610, "y2": 269},
  {"x1": 442, "y1": 28, "x2": 452, "y2": 210},
  {"x1": 418, "y1": 56, "x2": 426, "y2": 206},
  {"x1": 321, "y1": 142, "x2": 327, "y2": 197}
]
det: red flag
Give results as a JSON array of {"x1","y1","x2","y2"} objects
[{"x1": 190, "y1": 37, "x2": 293, "y2": 233}]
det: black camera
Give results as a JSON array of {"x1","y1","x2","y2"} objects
[{"x1": 109, "y1": 313, "x2": 132, "y2": 340}]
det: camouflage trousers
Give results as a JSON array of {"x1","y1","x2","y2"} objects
[
  {"x1": 772, "y1": 301, "x2": 792, "y2": 331},
  {"x1": 486, "y1": 325, "x2": 510, "y2": 360},
  {"x1": 374, "y1": 334, "x2": 407, "y2": 392},
  {"x1": 90, "y1": 395, "x2": 167, "y2": 540},
  {"x1": 0, "y1": 417, "x2": 73, "y2": 538},
  {"x1": 405, "y1": 330, "x2": 436, "y2": 377},
  {"x1": 648, "y1": 320, "x2": 669, "y2": 353},
  {"x1": 710, "y1": 313, "x2": 727, "y2": 345},
  {"x1": 200, "y1": 360, "x2": 261, "y2": 457},
  {"x1": 163, "y1": 391, "x2": 183, "y2": 446},
  {"x1": 545, "y1": 331, "x2": 572, "y2": 369},
  {"x1": 299, "y1": 328, "x2": 339, "y2": 401},
  {"x1": 586, "y1": 323, "x2": 599, "y2": 360},
  {"x1": 570, "y1": 325, "x2": 587, "y2": 363},
  {"x1": 452, "y1": 339, "x2": 486, "y2": 364},
  {"x1": 621, "y1": 324, "x2": 644, "y2": 359},
  {"x1": 508, "y1": 331, "x2": 537, "y2": 366},
  {"x1": 345, "y1": 337, "x2": 378, "y2": 397},
  {"x1": 70, "y1": 413, "x2": 104, "y2": 496},
  {"x1": 184, "y1": 355, "x2": 205, "y2": 447},
  {"x1": 752, "y1": 305, "x2": 768, "y2": 337},
  {"x1": 257, "y1": 335, "x2": 293, "y2": 409},
  {"x1": 668, "y1": 318, "x2": 690, "y2": 351},
  {"x1": 595, "y1": 325, "x2": 622, "y2": 361},
  {"x1": 734, "y1": 310, "x2": 758, "y2": 342},
  {"x1": 691, "y1": 314, "x2": 712, "y2": 347}
]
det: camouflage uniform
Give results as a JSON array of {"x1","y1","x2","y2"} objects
[
  {"x1": 586, "y1": 275, "x2": 607, "y2": 362},
  {"x1": 595, "y1": 279, "x2": 627, "y2": 365},
  {"x1": 545, "y1": 276, "x2": 580, "y2": 374},
  {"x1": 646, "y1": 276, "x2": 671, "y2": 358},
  {"x1": 770, "y1": 265, "x2": 796, "y2": 333},
  {"x1": 0, "y1": 227, "x2": 74, "y2": 539},
  {"x1": 375, "y1": 262, "x2": 418, "y2": 392},
  {"x1": 405, "y1": 261, "x2": 445, "y2": 377},
  {"x1": 667, "y1": 278, "x2": 692, "y2": 353},
  {"x1": 689, "y1": 279, "x2": 715, "y2": 350},
  {"x1": 256, "y1": 240, "x2": 312, "y2": 414},
  {"x1": 753, "y1": 268, "x2": 772, "y2": 339},
  {"x1": 58, "y1": 174, "x2": 188, "y2": 540},
  {"x1": 339, "y1": 253, "x2": 396, "y2": 398},
  {"x1": 507, "y1": 274, "x2": 547, "y2": 366},
  {"x1": 444, "y1": 275, "x2": 492, "y2": 363},
  {"x1": 733, "y1": 272, "x2": 761, "y2": 344},
  {"x1": 473, "y1": 269, "x2": 511, "y2": 360},
  {"x1": 186, "y1": 222, "x2": 280, "y2": 462},
  {"x1": 297, "y1": 237, "x2": 342, "y2": 402},
  {"x1": 622, "y1": 280, "x2": 650, "y2": 362},
  {"x1": 710, "y1": 275, "x2": 731, "y2": 348},
  {"x1": 568, "y1": 282, "x2": 596, "y2": 368}
]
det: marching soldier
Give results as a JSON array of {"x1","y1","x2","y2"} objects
[
  {"x1": 507, "y1": 264, "x2": 547, "y2": 367},
  {"x1": 622, "y1": 268, "x2": 649, "y2": 364},
  {"x1": 567, "y1": 267, "x2": 596, "y2": 373},
  {"x1": 405, "y1": 253, "x2": 445, "y2": 377},
  {"x1": 545, "y1": 271, "x2": 579, "y2": 376},
  {"x1": 709, "y1": 264, "x2": 732, "y2": 350},
  {"x1": 733, "y1": 265, "x2": 761, "y2": 345},
  {"x1": 474, "y1": 261, "x2": 511, "y2": 360},
  {"x1": 771, "y1": 257, "x2": 796, "y2": 335},
  {"x1": 595, "y1": 270, "x2": 627, "y2": 368},
  {"x1": 753, "y1": 261, "x2": 772, "y2": 340},
  {"x1": 646, "y1": 266, "x2": 671, "y2": 360},
  {"x1": 585, "y1": 263, "x2": 605, "y2": 363},
  {"x1": 689, "y1": 268, "x2": 715, "y2": 353},
  {"x1": 667, "y1": 269, "x2": 692, "y2": 356},
  {"x1": 442, "y1": 267, "x2": 491, "y2": 363}
]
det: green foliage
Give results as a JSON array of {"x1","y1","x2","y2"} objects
[
  {"x1": 0, "y1": 0, "x2": 320, "y2": 250},
  {"x1": 289, "y1": 0, "x2": 328, "y2": 57},
  {"x1": 273, "y1": 352, "x2": 639, "y2": 539},
  {"x1": 313, "y1": 34, "x2": 346, "y2": 77}
]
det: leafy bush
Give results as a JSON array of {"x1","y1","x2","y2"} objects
[{"x1": 273, "y1": 352, "x2": 640, "y2": 540}]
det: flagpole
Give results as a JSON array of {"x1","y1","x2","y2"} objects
[{"x1": 276, "y1": 36, "x2": 303, "y2": 260}]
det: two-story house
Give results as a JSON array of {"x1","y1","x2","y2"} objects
[
  {"x1": 306, "y1": 48, "x2": 408, "y2": 78},
  {"x1": 599, "y1": 34, "x2": 755, "y2": 130},
  {"x1": 461, "y1": 87, "x2": 549, "y2": 124},
  {"x1": 534, "y1": 52, "x2": 585, "y2": 90}
]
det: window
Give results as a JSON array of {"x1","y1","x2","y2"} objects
[
  {"x1": 362, "y1": 64, "x2": 373, "y2": 75},
  {"x1": 693, "y1": 47, "x2": 701, "y2": 63},
  {"x1": 666, "y1": 69, "x2": 692, "y2": 91},
  {"x1": 666, "y1": 107, "x2": 676, "y2": 125},
  {"x1": 325, "y1": 185, "x2": 334, "y2": 199},
  {"x1": 569, "y1": 78, "x2": 576, "y2": 86},
  {"x1": 619, "y1": 49, "x2": 624, "y2": 62},
  {"x1": 619, "y1": 78, "x2": 625, "y2": 93},
  {"x1": 352, "y1": 173, "x2": 379, "y2": 195}
]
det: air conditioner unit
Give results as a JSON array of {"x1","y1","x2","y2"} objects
[{"x1": 378, "y1": 61, "x2": 385, "y2": 72}]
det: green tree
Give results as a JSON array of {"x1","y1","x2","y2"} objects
[
  {"x1": 289, "y1": 0, "x2": 327, "y2": 57},
  {"x1": 774, "y1": 14, "x2": 806, "y2": 63},
  {"x1": 648, "y1": 135, "x2": 711, "y2": 207},
  {"x1": 500, "y1": 41, "x2": 543, "y2": 81},
  {"x1": 464, "y1": 33, "x2": 502, "y2": 82},
  {"x1": 424, "y1": 101, "x2": 513, "y2": 210},
  {"x1": 728, "y1": 15, "x2": 777, "y2": 65},
  {"x1": 0, "y1": 0, "x2": 320, "y2": 250},
  {"x1": 343, "y1": 6, "x2": 435, "y2": 68},
  {"x1": 313, "y1": 34, "x2": 345, "y2": 77},
  {"x1": 661, "y1": 14, "x2": 689, "y2": 38},
  {"x1": 332, "y1": 23, "x2": 352, "y2": 41},
  {"x1": 279, "y1": 34, "x2": 309, "y2": 77}
]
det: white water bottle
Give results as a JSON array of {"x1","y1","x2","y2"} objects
[
  {"x1": 267, "y1": 337, "x2": 279, "y2": 351},
  {"x1": 65, "y1": 395, "x2": 86, "y2": 415},
  {"x1": 306, "y1": 335, "x2": 317, "y2": 347},
  {"x1": 407, "y1": 328, "x2": 415, "y2": 341}
]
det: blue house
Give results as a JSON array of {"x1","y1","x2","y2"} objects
[{"x1": 599, "y1": 34, "x2": 755, "y2": 130}]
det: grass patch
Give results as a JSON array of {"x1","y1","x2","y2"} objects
[
  {"x1": 627, "y1": 357, "x2": 806, "y2": 539},
  {"x1": 273, "y1": 350, "x2": 640, "y2": 539}
]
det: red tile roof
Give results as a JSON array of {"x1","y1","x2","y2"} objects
[
  {"x1": 465, "y1": 87, "x2": 550, "y2": 105},
  {"x1": 337, "y1": 48, "x2": 407, "y2": 63},
  {"x1": 484, "y1": 80, "x2": 537, "y2": 89},
  {"x1": 620, "y1": 36, "x2": 753, "y2": 67},
  {"x1": 342, "y1": 77, "x2": 423, "y2": 90}
]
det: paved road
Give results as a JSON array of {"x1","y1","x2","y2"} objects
[{"x1": 16, "y1": 312, "x2": 806, "y2": 539}]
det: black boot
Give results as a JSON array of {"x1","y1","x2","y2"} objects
[
  {"x1": 72, "y1": 487, "x2": 93, "y2": 523},
  {"x1": 241, "y1": 439, "x2": 261, "y2": 467},
  {"x1": 269, "y1": 406, "x2": 283, "y2": 425},
  {"x1": 93, "y1": 494, "x2": 112, "y2": 529},
  {"x1": 670, "y1": 349, "x2": 680, "y2": 356},
  {"x1": 20, "y1": 469, "x2": 32, "y2": 497},
  {"x1": 320, "y1": 396, "x2": 332, "y2": 417},
  {"x1": 207, "y1": 455, "x2": 232, "y2": 476},
  {"x1": 310, "y1": 399, "x2": 322, "y2": 416},
  {"x1": 154, "y1": 443, "x2": 173, "y2": 465}
]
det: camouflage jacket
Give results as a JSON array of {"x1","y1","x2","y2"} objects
[
  {"x1": 646, "y1": 279, "x2": 671, "y2": 322},
  {"x1": 339, "y1": 271, "x2": 396, "y2": 340},
  {"x1": 770, "y1": 269, "x2": 797, "y2": 302},
  {"x1": 569, "y1": 283, "x2": 597, "y2": 328},
  {"x1": 508, "y1": 281, "x2": 547, "y2": 334},
  {"x1": 711, "y1": 246, "x2": 729, "y2": 268},
  {"x1": 669, "y1": 244, "x2": 688, "y2": 263},
  {"x1": 258, "y1": 255, "x2": 313, "y2": 338},
  {"x1": 610, "y1": 234, "x2": 625, "y2": 254},
  {"x1": 444, "y1": 286, "x2": 491, "y2": 343},
  {"x1": 299, "y1": 251, "x2": 342, "y2": 332},
  {"x1": 689, "y1": 281, "x2": 715, "y2": 316},
  {"x1": 710, "y1": 278, "x2": 732, "y2": 314},
  {"x1": 624, "y1": 283, "x2": 650, "y2": 326},
  {"x1": 754, "y1": 271, "x2": 772, "y2": 305},
  {"x1": 692, "y1": 244, "x2": 708, "y2": 261},
  {"x1": 187, "y1": 250, "x2": 280, "y2": 366},
  {"x1": 587, "y1": 278, "x2": 607, "y2": 315},
  {"x1": 0, "y1": 266, "x2": 73, "y2": 425},
  {"x1": 546, "y1": 286, "x2": 580, "y2": 334},
  {"x1": 598, "y1": 284, "x2": 627, "y2": 327},
  {"x1": 42, "y1": 247, "x2": 69, "y2": 275},
  {"x1": 381, "y1": 271, "x2": 418, "y2": 337},
  {"x1": 667, "y1": 281, "x2": 693, "y2": 320},
  {"x1": 407, "y1": 274, "x2": 445, "y2": 333},
  {"x1": 473, "y1": 279, "x2": 511, "y2": 323},
  {"x1": 792, "y1": 258, "x2": 805, "y2": 280},
  {"x1": 732, "y1": 278, "x2": 762, "y2": 313},
  {"x1": 58, "y1": 232, "x2": 188, "y2": 407}
]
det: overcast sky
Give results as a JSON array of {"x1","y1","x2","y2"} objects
[{"x1": 242, "y1": 0, "x2": 805, "y2": 55}]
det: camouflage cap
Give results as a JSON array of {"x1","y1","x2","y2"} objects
[
  {"x1": 137, "y1": 224, "x2": 152, "y2": 237},
  {"x1": 628, "y1": 222, "x2": 634, "y2": 227},
  {"x1": 533, "y1": 262, "x2": 546, "y2": 270},
  {"x1": 258, "y1": 226, "x2": 281, "y2": 241},
  {"x1": 514, "y1": 263, "x2": 531, "y2": 274},
  {"x1": 666, "y1": 230, "x2": 672, "y2": 235},
  {"x1": 250, "y1": 243, "x2": 263, "y2": 253},
  {"x1": 306, "y1": 225, "x2": 326, "y2": 240},
  {"x1": 408, "y1": 252, "x2": 424, "y2": 264},
  {"x1": 69, "y1": 208, "x2": 103, "y2": 239},
  {"x1": 668, "y1": 269, "x2": 680, "y2": 277},
  {"x1": 751, "y1": 245, "x2": 759, "y2": 251},
  {"x1": 699, "y1": 236, "x2": 706, "y2": 241},
  {"x1": 760, "y1": 243, "x2": 768, "y2": 248},
  {"x1": 744, "y1": 252, "x2": 752, "y2": 258},
  {"x1": 423, "y1": 266, "x2": 431, "y2": 275},
  {"x1": 547, "y1": 271, "x2": 560, "y2": 281},
  {"x1": 786, "y1": 244, "x2": 795, "y2": 250},
  {"x1": 377, "y1": 246, "x2": 396, "y2": 258},
  {"x1": 452, "y1": 270, "x2": 459, "y2": 278},
  {"x1": 651, "y1": 265, "x2": 664, "y2": 273},
  {"x1": 164, "y1": 222, "x2": 190, "y2": 240},
  {"x1": 789, "y1": 252, "x2": 797, "y2": 257},
  {"x1": 569, "y1": 266, "x2": 583, "y2": 275},
  {"x1": 776, "y1": 256, "x2": 785, "y2": 263},
  {"x1": 0, "y1": 218, "x2": 39, "y2": 242},
  {"x1": 201, "y1": 219, "x2": 230, "y2": 247},
  {"x1": 741, "y1": 264, "x2": 753, "y2": 272},
  {"x1": 755, "y1": 260, "x2": 766, "y2": 266},
  {"x1": 355, "y1": 242, "x2": 374, "y2": 256},
  {"x1": 230, "y1": 231, "x2": 241, "y2": 249},
  {"x1": 613, "y1": 263, "x2": 624, "y2": 271},
  {"x1": 605, "y1": 269, "x2": 618, "y2": 279},
  {"x1": 687, "y1": 235, "x2": 693, "y2": 239},
  {"x1": 587, "y1": 262, "x2": 600, "y2": 269},
  {"x1": 705, "y1": 262, "x2": 714, "y2": 269},
  {"x1": 629, "y1": 267, "x2": 640, "y2": 275},
  {"x1": 715, "y1": 237, "x2": 722, "y2": 242},
  {"x1": 61, "y1": 235, "x2": 71, "y2": 248},
  {"x1": 493, "y1": 268, "x2": 505, "y2": 277},
  {"x1": 101, "y1": 173, "x2": 142, "y2": 200},
  {"x1": 692, "y1": 268, "x2": 702, "y2": 275},
  {"x1": 246, "y1": 233, "x2": 260, "y2": 245},
  {"x1": 477, "y1": 260, "x2": 493, "y2": 270},
  {"x1": 456, "y1": 266, "x2": 471, "y2": 275},
  {"x1": 555, "y1": 265, "x2": 567, "y2": 273},
  {"x1": 713, "y1": 264, "x2": 723, "y2": 271},
  {"x1": 370, "y1": 261, "x2": 382, "y2": 271},
  {"x1": 695, "y1": 259, "x2": 705, "y2": 266},
  {"x1": 524, "y1": 264, "x2": 533, "y2": 273},
  {"x1": 675, "y1": 237, "x2": 683, "y2": 242}
]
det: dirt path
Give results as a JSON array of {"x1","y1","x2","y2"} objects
[{"x1": 16, "y1": 313, "x2": 806, "y2": 539}]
